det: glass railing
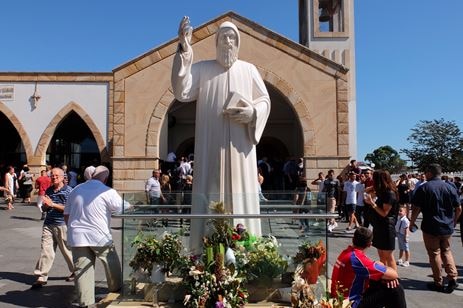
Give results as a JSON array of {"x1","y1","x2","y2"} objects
[{"x1": 114, "y1": 192, "x2": 337, "y2": 307}]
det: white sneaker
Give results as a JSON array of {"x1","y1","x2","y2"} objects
[
  {"x1": 402, "y1": 261, "x2": 410, "y2": 267},
  {"x1": 344, "y1": 227, "x2": 355, "y2": 233},
  {"x1": 397, "y1": 259, "x2": 403, "y2": 266},
  {"x1": 327, "y1": 224, "x2": 333, "y2": 232},
  {"x1": 332, "y1": 222, "x2": 338, "y2": 230}
]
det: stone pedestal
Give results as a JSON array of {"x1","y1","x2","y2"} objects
[{"x1": 143, "y1": 277, "x2": 185, "y2": 303}]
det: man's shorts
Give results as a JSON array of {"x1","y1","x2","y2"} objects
[{"x1": 397, "y1": 234, "x2": 409, "y2": 251}]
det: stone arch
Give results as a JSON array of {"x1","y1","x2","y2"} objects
[
  {"x1": 35, "y1": 101, "x2": 107, "y2": 164},
  {"x1": 0, "y1": 101, "x2": 34, "y2": 161},
  {"x1": 145, "y1": 69, "x2": 316, "y2": 157},
  {"x1": 146, "y1": 90, "x2": 176, "y2": 157},
  {"x1": 257, "y1": 67, "x2": 316, "y2": 156}
]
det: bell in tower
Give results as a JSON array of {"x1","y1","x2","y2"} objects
[
  {"x1": 318, "y1": 0, "x2": 342, "y2": 31},
  {"x1": 298, "y1": 0, "x2": 357, "y2": 158},
  {"x1": 319, "y1": 7, "x2": 331, "y2": 23}
]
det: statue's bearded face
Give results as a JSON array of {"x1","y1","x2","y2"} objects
[{"x1": 216, "y1": 28, "x2": 239, "y2": 68}]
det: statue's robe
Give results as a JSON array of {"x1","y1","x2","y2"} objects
[{"x1": 172, "y1": 50, "x2": 270, "y2": 252}]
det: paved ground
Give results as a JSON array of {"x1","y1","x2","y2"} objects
[
  {"x1": 1, "y1": 202, "x2": 462, "y2": 307},
  {"x1": 0, "y1": 203, "x2": 117, "y2": 308}
]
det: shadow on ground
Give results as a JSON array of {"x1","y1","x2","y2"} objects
[
  {"x1": 10, "y1": 215, "x2": 41, "y2": 222},
  {"x1": 0, "y1": 272, "x2": 108, "y2": 308}
]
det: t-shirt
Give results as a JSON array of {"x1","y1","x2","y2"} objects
[
  {"x1": 331, "y1": 246, "x2": 386, "y2": 308},
  {"x1": 395, "y1": 215, "x2": 410, "y2": 235},
  {"x1": 43, "y1": 185, "x2": 73, "y2": 226},
  {"x1": 65, "y1": 179, "x2": 127, "y2": 247},
  {"x1": 68, "y1": 170, "x2": 78, "y2": 187},
  {"x1": 343, "y1": 180, "x2": 359, "y2": 205},
  {"x1": 323, "y1": 178, "x2": 340, "y2": 198},
  {"x1": 364, "y1": 177, "x2": 373, "y2": 188},
  {"x1": 145, "y1": 177, "x2": 161, "y2": 198},
  {"x1": 22, "y1": 172, "x2": 34, "y2": 185},
  {"x1": 356, "y1": 183, "x2": 365, "y2": 206},
  {"x1": 35, "y1": 176, "x2": 51, "y2": 196},
  {"x1": 166, "y1": 152, "x2": 177, "y2": 162}
]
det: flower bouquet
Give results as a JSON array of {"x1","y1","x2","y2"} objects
[
  {"x1": 182, "y1": 201, "x2": 249, "y2": 307},
  {"x1": 291, "y1": 281, "x2": 353, "y2": 308},
  {"x1": 181, "y1": 254, "x2": 248, "y2": 307}
]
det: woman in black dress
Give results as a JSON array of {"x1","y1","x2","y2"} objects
[
  {"x1": 396, "y1": 173, "x2": 411, "y2": 217},
  {"x1": 364, "y1": 170, "x2": 400, "y2": 271}
]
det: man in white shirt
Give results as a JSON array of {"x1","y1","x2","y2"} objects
[
  {"x1": 343, "y1": 171, "x2": 360, "y2": 232},
  {"x1": 145, "y1": 169, "x2": 164, "y2": 208},
  {"x1": 64, "y1": 165, "x2": 130, "y2": 307},
  {"x1": 178, "y1": 157, "x2": 192, "y2": 181}
]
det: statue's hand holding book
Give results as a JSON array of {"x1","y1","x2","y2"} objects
[{"x1": 223, "y1": 92, "x2": 255, "y2": 124}]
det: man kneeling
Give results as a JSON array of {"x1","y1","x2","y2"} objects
[{"x1": 331, "y1": 227, "x2": 407, "y2": 308}]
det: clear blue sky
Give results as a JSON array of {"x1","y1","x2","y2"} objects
[{"x1": 1, "y1": 0, "x2": 462, "y2": 162}]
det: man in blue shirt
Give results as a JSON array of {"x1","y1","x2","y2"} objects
[
  {"x1": 32, "y1": 167, "x2": 74, "y2": 289},
  {"x1": 410, "y1": 163, "x2": 462, "y2": 293}
]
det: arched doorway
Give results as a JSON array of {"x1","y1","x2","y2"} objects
[
  {"x1": 163, "y1": 100, "x2": 196, "y2": 160},
  {"x1": 257, "y1": 84, "x2": 303, "y2": 192},
  {"x1": 161, "y1": 83, "x2": 303, "y2": 172},
  {"x1": 256, "y1": 137, "x2": 289, "y2": 161},
  {"x1": 176, "y1": 137, "x2": 195, "y2": 160},
  {"x1": 258, "y1": 83, "x2": 303, "y2": 160},
  {"x1": 0, "y1": 112, "x2": 26, "y2": 169},
  {"x1": 46, "y1": 111, "x2": 101, "y2": 169}
]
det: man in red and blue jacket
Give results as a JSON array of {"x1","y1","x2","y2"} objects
[{"x1": 331, "y1": 227, "x2": 406, "y2": 308}]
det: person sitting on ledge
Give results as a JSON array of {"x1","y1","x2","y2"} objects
[{"x1": 331, "y1": 227, "x2": 407, "y2": 308}]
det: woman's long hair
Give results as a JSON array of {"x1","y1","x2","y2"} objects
[{"x1": 373, "y1": 170, "x2": 399, "y2": 199}]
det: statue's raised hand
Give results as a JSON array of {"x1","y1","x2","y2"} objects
[{"x1": 178, "y1": 16, "x2": 193, "y2": 52}]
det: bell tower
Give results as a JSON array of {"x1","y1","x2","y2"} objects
[{"x1": 299, "y1": 0, "x2": 357, "y2": 158}]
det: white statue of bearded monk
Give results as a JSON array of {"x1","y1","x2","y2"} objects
[{"x1": 171, "y1": 17, "x2": 271, "y2": 252}]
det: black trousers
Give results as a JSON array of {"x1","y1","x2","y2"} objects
[{"x1": 358, "y1": 281, "x2": 407, "y2": 308}]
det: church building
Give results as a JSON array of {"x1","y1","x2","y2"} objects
[{"x1": 0, "y1": 0, "x2": 356, "y2": 192}]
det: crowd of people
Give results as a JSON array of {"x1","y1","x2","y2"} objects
[
  {"x1": 0, "y1": 163, "x2": 93, "y2": 215},
  {"x1": 1, "y1": 162, "x2": 128, "y2": 308},
  {"x1": 320, "y1": 161, "x2": 462, "y2": 307},
  {"x1": 2, "y1": 155, "x2": 462, "y2": 307},
  {"x1": 144, "y1": 154, "x2": 194, "y2": 227},
  {"x1": 141, "y1": 157, "x2": 463, "y2": 307}
]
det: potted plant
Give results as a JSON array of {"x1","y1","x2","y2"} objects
[
  {"x1": 129, "y1": 231, "x2": 186, "y2": 280},
  {"x1": 292, "y1": 240, "x2": 326, "y2": 284},
  {"x1": 244, "y1": 236, "x2": 288, "y2": 286}
]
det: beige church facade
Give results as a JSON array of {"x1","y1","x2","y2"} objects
[{"x1": 0, "y1": 11, "x2": 355, "y2": 192}]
